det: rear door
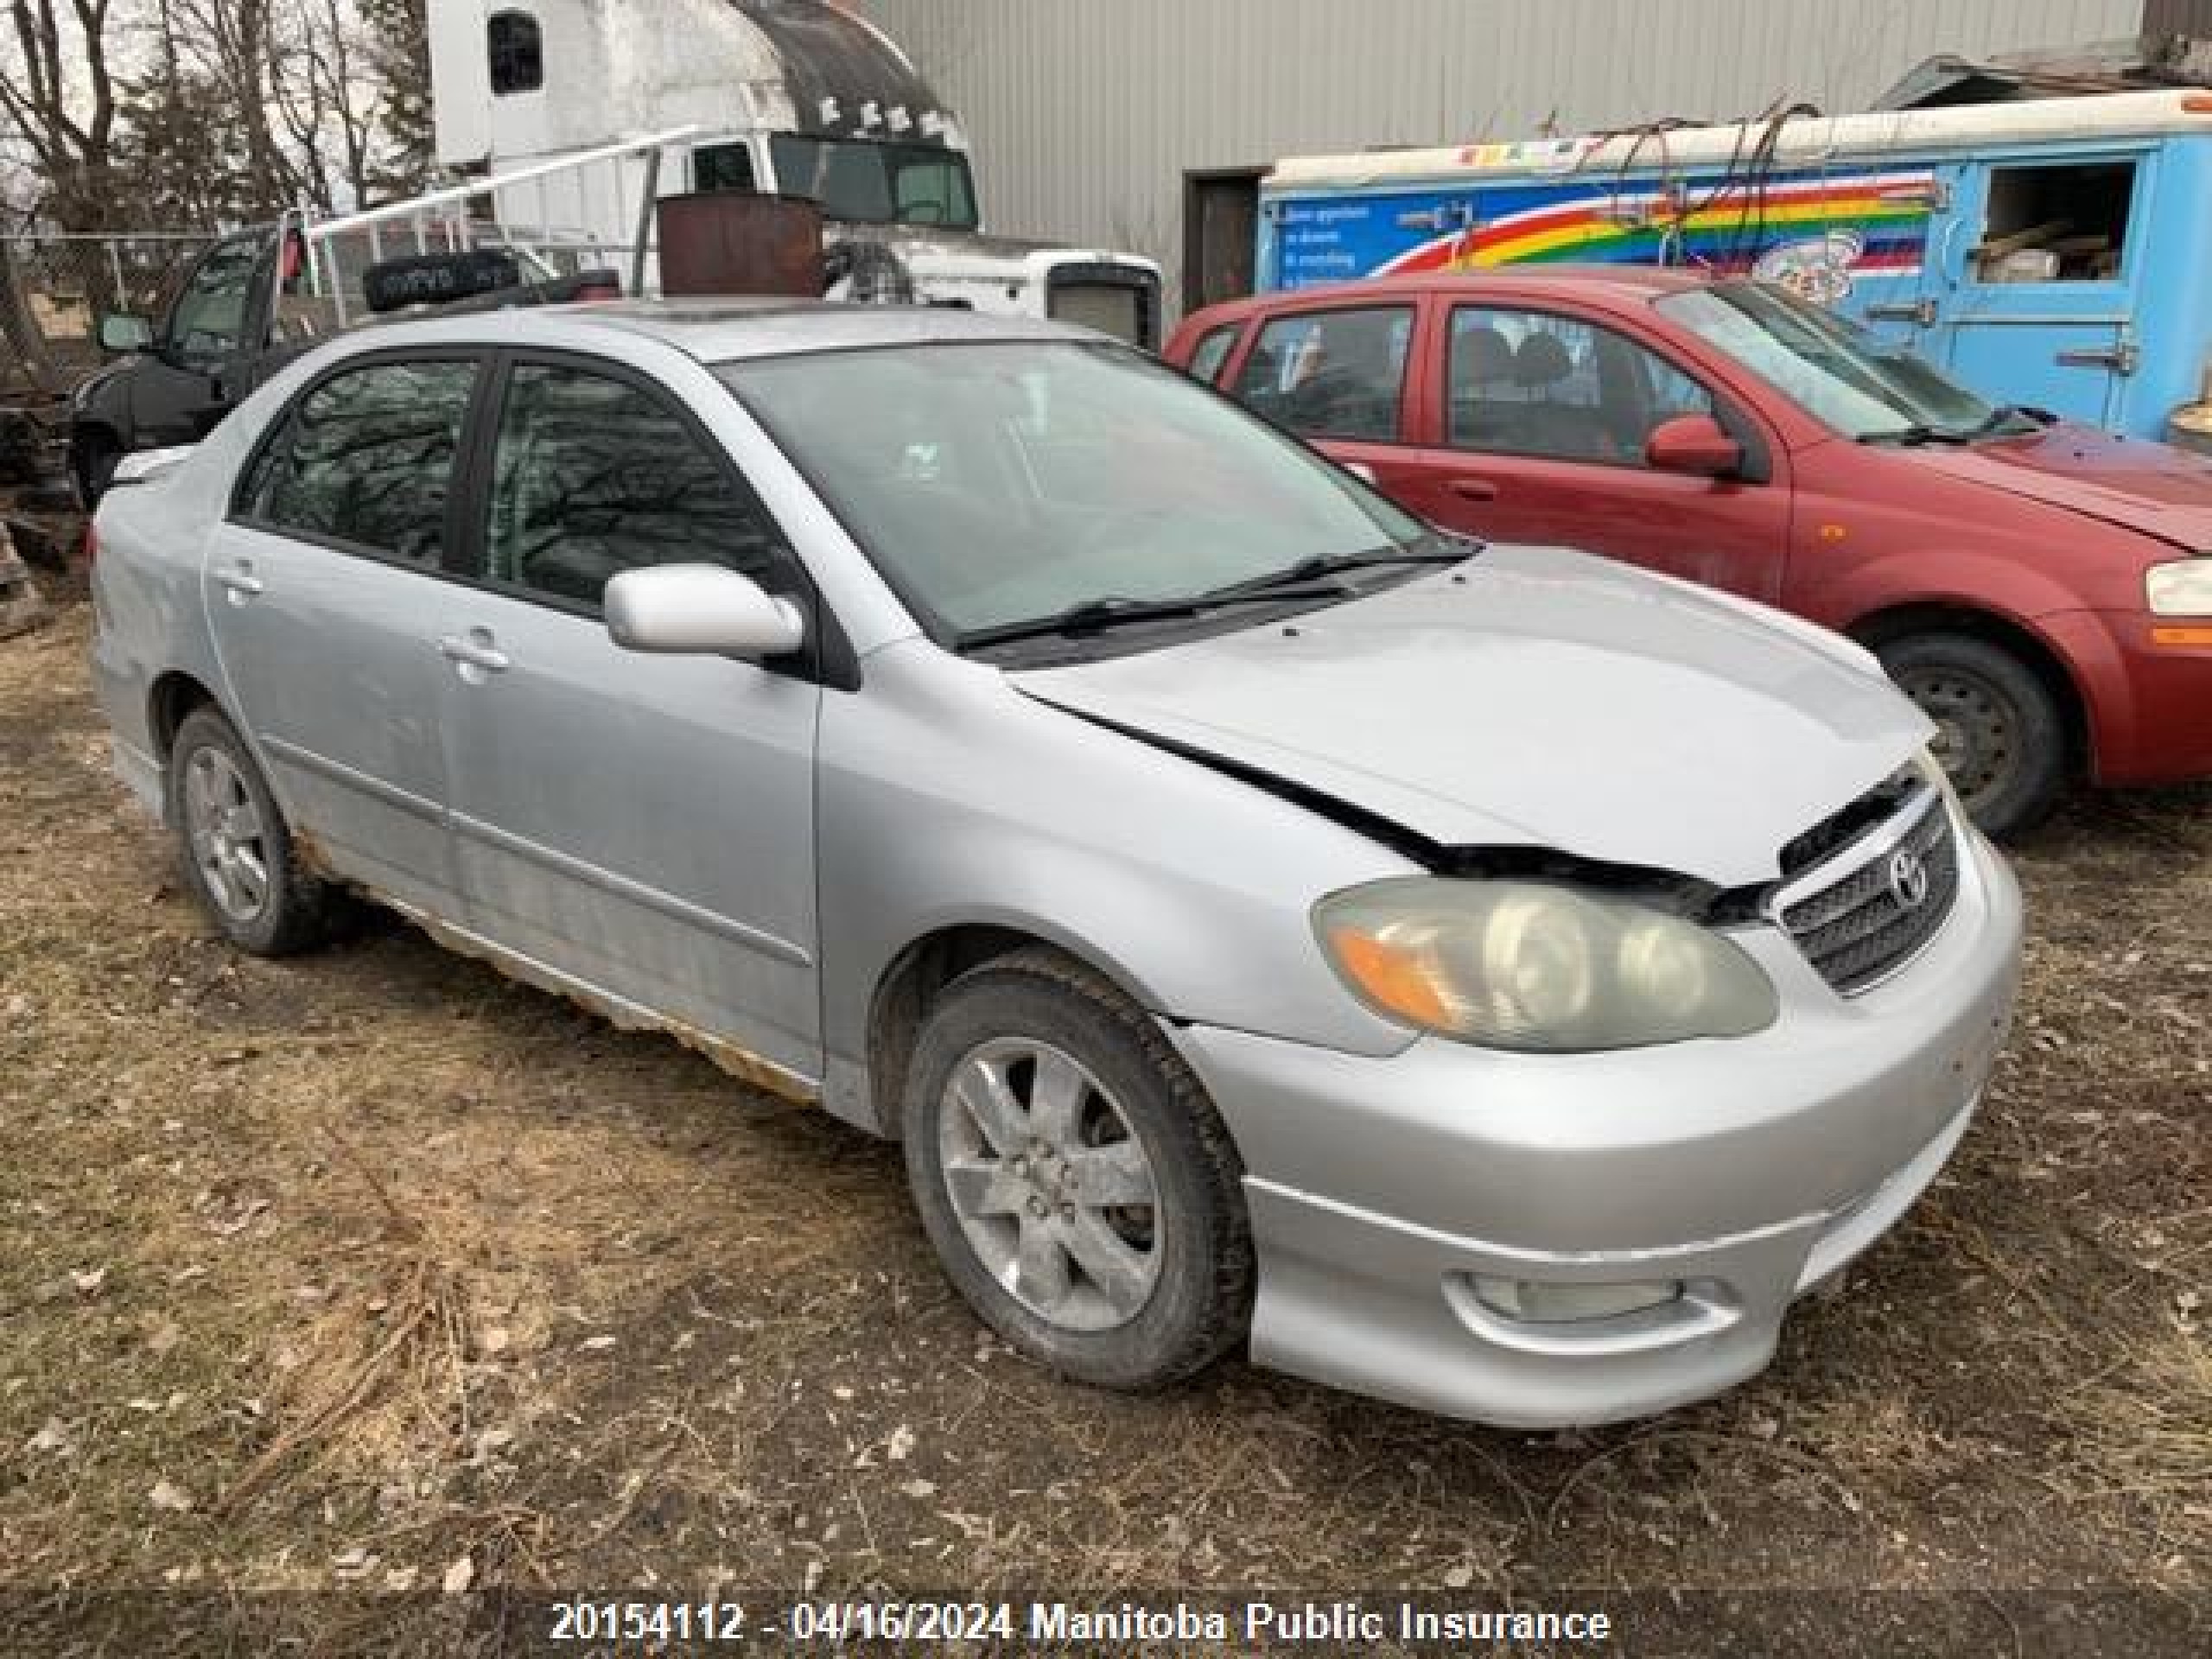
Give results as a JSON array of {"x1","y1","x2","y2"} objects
[
  {"x1": 1929, "y1": 150, "x2": 2152, "y2": 427},
  {"x1": 436, "y1": 351, "x2": 824, "y2": 1083},
  {"x1": 1387, "y1": 299, "x2": 1793, "y2": 601},
  {"x1": 206, "y1": 352, "x2": 480, "y2": 913},
  {"x1": 1221, "y1": 300, "x2": 1422, "y2": 491}
]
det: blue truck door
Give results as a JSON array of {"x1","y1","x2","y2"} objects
[{"x1": 1928, "y1": 149, "x2": 2151, "y2": 427}]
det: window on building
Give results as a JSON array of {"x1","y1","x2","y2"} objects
[
  {"x1": 487, "y1": 10, "x2": 543, "y2": 96},
  {"x1": 1975, "y1": 162, "x2": 2135, "y2": 283},
  {"x1": 482, "y1": 365, "x2": 787, "y2": 609},
  {"x1": 239, "y1": 359, "x2": 478, "y2": 562},
  {"x1": 1230, "y1": 306, "x2": 1413, "y2": 442},
  {"x1": 1446, "y1": 307, "x2": 1713, "y2": 466}
]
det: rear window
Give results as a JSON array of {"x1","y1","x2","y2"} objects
[
  {"x1": 237, "y1": 359, "x2": 477, "y2": 562},
  {"x1": 1229, "y1": 305, "x2": 1412, "y2": 442}
]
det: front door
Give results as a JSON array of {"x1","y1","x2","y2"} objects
[
  {"x1": 204, "y1": 353, "x2": 480, "y2": 915},
  {"x1": 133, "y1": 232, "x2": 273, "y2": 448},
  {"x1": 439, "y1": 354, "x2": 823, "y2": 1082},
  {"x1": 1389, "y1": 302, "x2": 1793, "y2": 602}
]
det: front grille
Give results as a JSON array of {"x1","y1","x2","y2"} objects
[{"x1": 1775, "y1": 787, "x2": 1960, "y2": 995}]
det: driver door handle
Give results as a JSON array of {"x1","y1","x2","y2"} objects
[
  {"x1": 1447, "y1": 477, "x2": 1499, "y2": 502},
  {"x1": 438, "y1": 631, "x2": 511, "y2": 674},
  {"x1": 213, "y1": 563, "x2": 264, "y2": 599}
]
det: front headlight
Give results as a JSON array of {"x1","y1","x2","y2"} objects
[
  {"x1": 1315, "y1": 879, "x2": 1778, "y2": 1052},
  {"x1": 2145, "y1": 558, "x2": 2212, "y2": 616}
]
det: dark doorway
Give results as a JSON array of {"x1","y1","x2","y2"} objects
[{"x1": 1183, "y1": 168, "x2": 1263, "y2": 314}]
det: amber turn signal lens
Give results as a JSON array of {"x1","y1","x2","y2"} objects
[
  {"x1": 2152, "y1": 625, "x2": 2212, "y2": 647},
  {"x1": 1326, "y1": 927, "x2": 1453, "y2": 1027}
]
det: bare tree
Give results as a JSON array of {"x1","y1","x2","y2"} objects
[{"x1": 0, "y1": 0, "x2": 124, "y2": 227}]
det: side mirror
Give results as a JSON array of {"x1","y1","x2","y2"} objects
[
  {"x1": 1645, "y1": 413, "x2": 1744, "y2": 478},
  {"x1": 604, "y1": 563, "x2": 806, "y2": 658},
  {"x1": 98, "y1": 313, "x2": 156, "y2": 354}
]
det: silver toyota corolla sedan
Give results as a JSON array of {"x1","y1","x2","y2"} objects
[{"x1": 89, "y1": 302, "x2": 2023, "y2": 1427}]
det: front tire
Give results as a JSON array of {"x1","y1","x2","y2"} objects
[
  {"x1": 166, "y1": 707, "x2": 345, "y2": 956},
  {"x1": 1876, "y1": 632, "x2": 2067, "y2": 838},
  {"x1": 902, "y1": 948, "x2": 1253, "y2": 1392}
]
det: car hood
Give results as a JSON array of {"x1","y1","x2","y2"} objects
[
  {"x1": 1902, "y1": 423, "x2": 2212, "y2": 550},
  {"x1": 1012, "y1": 545, "x2": 1931, "y2": 890}
]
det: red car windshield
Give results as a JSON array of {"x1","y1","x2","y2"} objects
[{"x1": 1657, "y1": 283, "x2": 2033, "y2": 442}]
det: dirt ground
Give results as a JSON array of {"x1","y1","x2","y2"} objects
[{"x1": 2, "y1": 599, "x2": 2207, "y2": 1656}]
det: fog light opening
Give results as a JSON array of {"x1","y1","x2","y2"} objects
[{"x1": 1469, "y1": 1276, "x2": 1683, "y2": 1325}]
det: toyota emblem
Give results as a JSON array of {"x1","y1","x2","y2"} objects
[{"x1": 1887, "y1": 848, "x2": 1931, "y2": 911}]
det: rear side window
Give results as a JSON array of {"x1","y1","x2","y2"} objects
[
  {"x1": 1230, "y1": 305, "x2": 1412, "y2": 442},
  {"x1": 238, "y1": 359, "x2": 477, "y2": 562},
  {"x1": 1185, "y1": 321, "x2": 1242, "y2": 385},
  {"x1": 480, "y1": 363, "x2": 786, "y2": 608}
]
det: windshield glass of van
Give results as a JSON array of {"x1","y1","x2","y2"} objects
[
  {"x1": 721, "y1": 340, "x2": 1433, "y2": 641},
  {"x1": 769, "y1": 136, "x2": 978, "y2": 230},
  {"x1": 1656, "y1": 282, "x2": 2024, "y2": 442}
]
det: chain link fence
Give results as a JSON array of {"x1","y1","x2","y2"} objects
[{"x1": 1, "y1": 232, "x2": 218, "y2": 393}]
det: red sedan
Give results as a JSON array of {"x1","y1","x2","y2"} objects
[{"x1": 1168, "y1": 269, "x2": 2212, "y2": 834}]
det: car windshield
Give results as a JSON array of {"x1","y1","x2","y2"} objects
[
  {"x1": 721, "y1": 340, "x2": 1435, "y2": 645},
  {"x1": 1656, "y1": 282, "x2": 2032, "y2": 442},
  {"x1": 769, "y1": 136, "x2": 979, "y2": 230}
]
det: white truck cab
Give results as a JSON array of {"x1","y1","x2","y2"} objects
[{"x1": 425, "y1": 0, "x2": 1162, "y2": 346}]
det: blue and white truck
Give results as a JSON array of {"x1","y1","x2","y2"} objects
[{"x1": 1260, "y1": 88, "x2": 2212, "y2": 442}]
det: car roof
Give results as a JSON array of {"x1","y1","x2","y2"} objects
[
  {"x1": 1186, "y1": 264, "x2": 1726, "y2": 325},
  {"x1": 334, "y1": 297, "x2": 1096, "y2": 364}
]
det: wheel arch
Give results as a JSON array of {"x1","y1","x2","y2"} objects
[
  {"x1": 862, "y1": 922, "x2": 1166, "y2": 1141},
  {"x1": 1847, "y1": 601, "x2": 2092, "y2": 774},
  {"x1": 146, "y1": 670, "x2": 223, "y2": 761}
]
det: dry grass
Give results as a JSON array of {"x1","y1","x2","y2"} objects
[{"x1": 4, "y1": 601, "x2": 2209, "y2": 1655}]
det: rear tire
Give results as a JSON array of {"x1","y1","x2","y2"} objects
[
  {"x1": 901, "y1": 948, "x2": 1253, "y2": 1393},
  {"x1": 166, "y1": 707, "x2": 346, "y2": 956},
  {"x1": 1876, "y1": 632, "x2": 2066, "y2": 837}
]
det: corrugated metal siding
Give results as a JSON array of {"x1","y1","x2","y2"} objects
[{"x1": 859, "y1": 0, "x2": 2142, "y2": 306}]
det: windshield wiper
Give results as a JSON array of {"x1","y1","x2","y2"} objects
[
  {"x1": 957, "y1": 586, "x2": 1348, "y2": 651},
  {"x1": 1949, "y1": 404, "x2": 2048, "y2": 442},
  {"x1": 1858, "y1": 423, "x2": 1972, "y2": 448},
  {"x1": 1205, "y1": 541, "x2": 1474, "y2": 601}
]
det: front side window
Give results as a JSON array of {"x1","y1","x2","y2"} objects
[
  {"x1": 1656, "y1": 281, "x2": 2019, "y2": 442},
  {"x1": 1185, "y1": 321, "x2": 1242, "y2": 385},
  {"x1": 482, "y1": 364, "x2": 786, "y2": 608},
  {"x1": 768, "y1": 136, "x2": 978, "y2": 230},
  {"x1": 239, "y1": 359, "x2": 476, "y2": 562},
  {"x1": 166, "y1": 234, "x2": 263, "y2": 365},
  {"x1": 1230, "y1": 306, "x2": 1412, "y2": 442},
  {"x1": 487, "y1": 10, "x2": 543, "y2": 96},
  {"x1": 1447, "y1": 306, "x2": 1713, "y2": 466},
  {"x1": 723, "y1": 340, "x2": 1431, "y2": 643}
]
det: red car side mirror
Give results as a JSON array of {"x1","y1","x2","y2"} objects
[{"x1": 1646, "y1": 413, "x2": 1744, "y2": 478}]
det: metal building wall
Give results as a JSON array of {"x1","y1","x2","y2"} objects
[{"x1": 857, "y1": 0, "x2": 2142, "y2": 305}]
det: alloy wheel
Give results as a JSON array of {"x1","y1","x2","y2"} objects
[{"x1": 937, "y1": 1039, "x2": 1164, "y2": 1332}]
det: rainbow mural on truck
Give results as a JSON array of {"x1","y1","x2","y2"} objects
[{"x1": 1268, "y1": 168, "x2": 1936, "y2": 299}]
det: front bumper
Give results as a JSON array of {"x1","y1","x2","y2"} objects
[
  {"x1": 2042, "y1": 608, "x2": 2212, "y2": 785},
  {"x1": 1171, "y1": 823, "x2": 2024, "y2": 1428}
]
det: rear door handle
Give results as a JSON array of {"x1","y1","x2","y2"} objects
[
  {"x1": 438, "y1": 630, "x2": 511, "y2": 674},
  {"x1": 213, "y1": 562, "x2": 264, "y2": 600},
  {"x1": 1446, "y1": 478, "x2": 1499, "y2": 502}
]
